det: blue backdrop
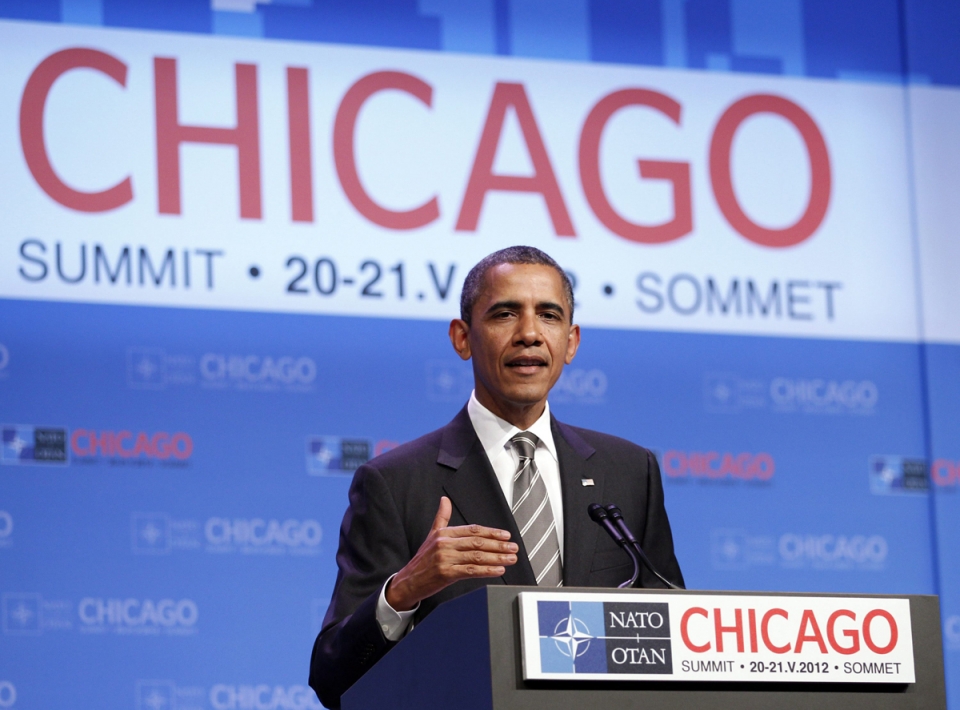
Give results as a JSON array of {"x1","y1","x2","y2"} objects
[{"x1": 0, "y1": 1, "x2": 958, "y2": 709}]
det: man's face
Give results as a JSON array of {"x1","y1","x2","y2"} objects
[{"x1": 450, "y1": 263, "x2": 580, "y2": 422}]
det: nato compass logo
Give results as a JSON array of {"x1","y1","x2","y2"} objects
[
  {"x1": 136, "y1": 681, "x2": 175, "y2": 710},
  {"x1": 537, "y1": 601, "x2": 672, "y2": 674},
  {"x1": 2, "y1": 593, "x2": 41, "y2": 635},
  {"x1": 306, "y1": 437, "x2": 370, "y2": 476},
  {"x1": 1, "y1": 426, "x2": 67, "y2": 465},
  {"x1": 128, "y1": 348, "x2": 167, "y2": 388},
  {"x1": 869, "y1": 455, "x2": 928, "y2": 494},
  {"x1": 132, "y1": 514, "x2": 172, "y2": 554},
  {"x1": 426, "y1": 360, "x2": 473, "y2": 402},
  {"x1": 710, "y1": 529, "x2": 776, "y2": 570},
  {"x1": 703, "y1": 372, "x2": 766, "y2": 413}
]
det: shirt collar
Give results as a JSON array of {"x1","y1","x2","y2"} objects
[{"x1": 467, "y1": 390, "x2": 558, "y2": 463}]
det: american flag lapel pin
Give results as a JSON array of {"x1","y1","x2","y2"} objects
[{"x1": 581, "y1": 478, "x2": 594, "y2": 486}]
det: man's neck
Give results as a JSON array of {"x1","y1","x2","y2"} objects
[{"x1": 473, "y1": 388, "x2": 546, "y2": 430}]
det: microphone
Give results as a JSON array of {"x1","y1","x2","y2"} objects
[
  {"x1": 605, "y1": 504, "x2": 683, "y2": 590},
  {"x1": 587, "y1": 503, "x2": 640, "y2": 589}
]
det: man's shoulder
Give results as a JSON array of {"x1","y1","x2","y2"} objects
[
  {"x1": 367, "y1": 427, "x2": 445, "y2": 471},
  {"x1": 555, "y1": 420, "x2": 653, "y2": 461}
]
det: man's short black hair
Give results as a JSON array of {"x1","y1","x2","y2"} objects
[{"x1": 459, "y1": 246, "x2": 574, "y2": 325}]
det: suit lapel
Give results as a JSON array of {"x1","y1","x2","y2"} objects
[
  {"x1": 438, "y1": 407, "x2": 537, "y2": 586},
  {"x1": 552, "y1": 417, "x2": 601, "y2": 588}
]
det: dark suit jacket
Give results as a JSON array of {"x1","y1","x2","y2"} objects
[{"x1": 309, "y1": 407, "x2": 684, "y2": 708}]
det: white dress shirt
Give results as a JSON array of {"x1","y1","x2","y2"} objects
[{"x1": 375, "y1": 392, "x2": 564, "y2": 641}]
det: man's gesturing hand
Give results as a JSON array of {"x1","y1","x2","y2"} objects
[{"x1": 385, "y1": 496, "x2": 518, "y2": 612}]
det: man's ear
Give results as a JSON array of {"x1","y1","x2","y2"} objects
[
  {"x1": 564, "y1": 323, "x2": 581, "y2": 365},
  {"x1": 449, "y1": 319, "x2": 472, "y2": 361}
]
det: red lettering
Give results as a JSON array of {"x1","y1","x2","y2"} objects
[
  {"x1": 862, "y1": 609, "x2": 898, "y2": 654},
  {"x1": 152, "y1": 432, "x2": 171, "y2": 460},
  {"x1": 70, "y1": 429, "x2": 91, "y2": 456},
  {"x1": 704, "y1": 452, "x2": 721, "y2": 478},
  {"x1": 132, "y1": 431, "x2": 153, "y2": 457},
  {"x1": 171, "y1": 432, "x2": 193, "y2": 460},
  {"x1": 456, "y1": 82, "x2": 574, "y2": 236},
  {"x1": 681, "y1": 607, "x2": 710, "y2": 652},
  {"x1": 287, "y1": 67, "x2": 313, "y2": 223},
  {"x1": 748, "y1": 608, "x2": 758, "y2": 653},
  {"x1": 714, "y1": 608, "x2": 744, "y2": 652},
  {"x1": 374, "y1": 440, "x2": 400, "y2": 457},
  {"x1": 689, "y1": 452, "x2": 705, "y2": 475},
  {"x1": 20, "y1": 48, "x2": 132, "y2": 212},
  {"x1": 662, "y1": 450, "x2": 685, "y2": 477},
  {"x1": 97, "y1": 431, "x2": 113, "y2": 457},
  {"x1": 753, "y1": 452, "x2": 775, "y2": 480},
  {"x1": 333, "y1": 71, "x2": 438, "y2": 230},
  {"x1": 154, "y1": 58, "x2": 261, "y2": 219},
  {"x1": 931, "y1": 459, "x2": 956, "y2": 487},
  {"x1": 827, "y1": 609, "x2": 860, "y2": 655},
  {"x1": 115, "y1": 431, "x2": 133, "y2": 458},
  {"x1": 579, "y1": 89, "x2": 691, "y2": 244},
  {"x1": 794, "y1": 609, "x2": 827, "y2": 653},
  {"x1": 709, "y1": 94, "x2": 831, "y2": 248},
  {"x1": 761, "y1": 608, "x2": 791, "y2": 654},
  {"x1": 718, "y1": 452, "x2": 738, "y2": 477}
]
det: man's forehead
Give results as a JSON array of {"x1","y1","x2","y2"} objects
[{"x1": 479, "y1": 263, "x2": 565, "y2": 297}]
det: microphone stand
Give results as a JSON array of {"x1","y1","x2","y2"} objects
[
  {"x1": 587, "y1": 503, "x2": 641, "y2": 588},
  {"x1": 605, "y1": 504, "x2": 683, "y2": 590}
]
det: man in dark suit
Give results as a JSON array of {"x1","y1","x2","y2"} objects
[{"x1": 309, "y1": 246, "x2": 684, "y2": 708}]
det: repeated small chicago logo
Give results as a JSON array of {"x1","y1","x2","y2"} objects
[
  {"x1": 135, "y1": 681, "x2": 322, "y2": 710},
  {"x1": 71, "y1": 429, "x2": 193, "y2": 467},
  {"x1": 78, "y1": 597, "x2": 198, "y2": 635},
  {"x1": 131, "y1": 513, "x2": 322, "y2": 556},
  {"x1": 537, "y1": 600, "x2": 672, "y2": 674},
  {"x1": 2, "y1": 593, "x2": 197, "y2": 636},
  {"x1": 126, "y1": 347, "x2": 317, "y2": 393},
  {"x1": 209, "y1": 684, "x2": 322, "y2": 710},
  {"x1": 2, "y1": 425, "x2": 193, "y2": 467},
  {"x1": 704, "y1": 372, "x2": 878, "y2": 415},
  {"x1": 305, "y1": 436, "x2": 398, "y2": 476},
  {"x1": 660, "y1": 450, "x2": 775, "y2": 483},
  {"x1": 710, "y1": 529, "x2": 888, "y2": 571}
]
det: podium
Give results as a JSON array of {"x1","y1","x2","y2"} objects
[{"x1": 341, "y1": 586, "x2": 946, "y2": 710}]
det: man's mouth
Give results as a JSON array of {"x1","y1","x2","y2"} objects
[{"x1": 506, "y1": 356, "x2": 547, "y2": 373}]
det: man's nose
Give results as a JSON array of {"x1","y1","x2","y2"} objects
[{"x1": 515, "y1": 311, "x2": 541, "y2": 344}]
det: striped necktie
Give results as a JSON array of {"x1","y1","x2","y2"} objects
[{"x1": 510, "y1": 432, "x2": 562, "y2": 587}]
